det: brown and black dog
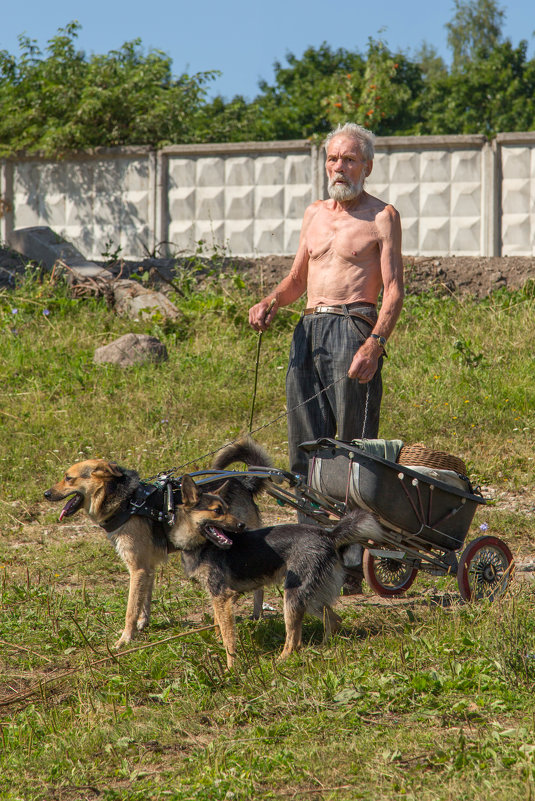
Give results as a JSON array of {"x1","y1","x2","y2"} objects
[
  {"x1": 171, "y1": 476, "x2": 384, "y2": 668},
  {"x1": 44, "y1": 438, "x2": 272, "y2": 648}
]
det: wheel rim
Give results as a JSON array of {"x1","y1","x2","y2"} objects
[
  {"x1": 466, "y1": 544, "x2": 511, "y2": 600},
  {"x1": 373, "y1": 557, "x2": 415, "y2": 590}
]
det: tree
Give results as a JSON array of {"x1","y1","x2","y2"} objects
[
  {"x1": 417, "y1": 39, "x2": 535, "y2": 136},
  {"x1": 1, "y1": 15, "x2": 534, "y2": 155},
  {"x1": 0, "y1": 21, "x2": 217, "y2": 156},
  {"x1": 414, "y1": 42, "x2": 448, "y2": 83},
  {"x1": 446, "y1": 0, "x2": 506, "y2": 69},
  {"x1": 197, "y1": 43, "x2": 366, "y2": 143},
  {"x1": 322, "y1": 39, "x2": 424, "y2": 136}
]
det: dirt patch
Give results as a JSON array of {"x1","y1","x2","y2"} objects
[
  {"x1": 0, "y1": 244, "x2": 534, "y2": 298},
  {"x1": 209, "y1": 254, "x2": 535, "y2": 299},
  {"x1": 402, "y1": 255, "x2": 535, "y2": 298}
]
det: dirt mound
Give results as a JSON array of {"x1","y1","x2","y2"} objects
[
  {"x1": 402, "y1": 255, "x2": 534, "y2": 298},
  {"x1": 239, "y1": 254, "x2": 535, "y2": 298},
  {"x1": 0, "y1": 245, "x2": 533, "y2": 297}
]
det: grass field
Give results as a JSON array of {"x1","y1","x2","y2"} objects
[{"x1": 1, "y1": 263, "x2": 534, "y2": 800}]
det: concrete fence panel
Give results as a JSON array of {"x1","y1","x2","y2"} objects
[
  {"x1": 4, "y1": 148, "x2": 155, "y2": 261},
  {"x1": 497, "y1": 133, "x2": 535, "y2": 256},
  {"x1": 1, "y1": 133, "x2": 534, "y2": 261},
  {"x1": 368, "y1": 135, "x2": 490, "y2": 256},
  {"x1": 162, "y1": 141, "x2": 316, "y2": 257}
]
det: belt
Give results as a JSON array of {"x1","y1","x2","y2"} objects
[{"x1": 303, "y1": 303, "x2": 376, "y2": 325}]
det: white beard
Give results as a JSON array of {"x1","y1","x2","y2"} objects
[{"x1": 328, "y1": 172, "x2": 365, "y2": 202}]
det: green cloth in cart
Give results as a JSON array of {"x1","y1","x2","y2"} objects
[{"x1": 350, "y1": 438, "x2": 404, "y2": 463}]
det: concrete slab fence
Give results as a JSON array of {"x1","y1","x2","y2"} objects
[{"x1": 1, "y1": 132, "x2": 534, "y2": 260}]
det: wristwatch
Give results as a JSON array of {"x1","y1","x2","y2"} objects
[{"x1": 369, "y1": 333, "x2": 387, "y2": 350}]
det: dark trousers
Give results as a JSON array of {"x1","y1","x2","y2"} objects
[{"x1": 286, "y1": 309, "x2": 383, "y2": 480}]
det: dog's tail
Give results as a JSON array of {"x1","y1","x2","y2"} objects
[
  {"x1": 330, "y1": 508, "x2": 386, "y2": 550},
  {"x1": 212, "y1": 436, "x2": 273, "y2": 495}
]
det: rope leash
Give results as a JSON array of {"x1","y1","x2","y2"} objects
[
  {"x1": 148, "y1": 302, "x2": 372, "y2": 478},
  {"x1": 151, "y1": 375, "x2": 370, "y2": 478},
  {"x1": 248, "y1": 298, "x2": 276, "y2": 433}
]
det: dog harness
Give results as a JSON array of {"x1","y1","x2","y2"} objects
[{"x1": 99, "y1": 479, "x2": 182, "y2": 552}]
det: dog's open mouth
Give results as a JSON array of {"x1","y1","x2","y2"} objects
[
  {"x1": 202, "y1": 525, "x2": 233, "y2": 549},
  {"x1": 59, "y1": 493, "x2": 83, "y2": 521}
]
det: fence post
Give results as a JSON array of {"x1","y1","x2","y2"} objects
[
  {"x1": 481, "y1": 139, "x2": 501, "y2": 257},
  {"x1": 0, "y1": 160, "x2": 14, "y2": 245}
]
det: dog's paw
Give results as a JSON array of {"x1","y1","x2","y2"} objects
[{"x1": 115, "y1": 632, "x2": 132, "y2": 649}]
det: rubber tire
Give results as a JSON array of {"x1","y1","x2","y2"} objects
[
  {"x1": 362, "y1": 548, "x2": 418, "y2": 597},
  {"x1": 457, "y1": 535, "x2": 514, "y2": 602}
]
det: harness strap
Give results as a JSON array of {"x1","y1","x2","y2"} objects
[
  {"x1": 100, "y1": 504, "x2": 137, "y2": 533},
  {"x1": 98, "y1": 482, "x2": 179, "y2": 545}
]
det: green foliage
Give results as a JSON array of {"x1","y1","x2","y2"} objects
[
  {"x1": 323, "y1": 39, "x2": 424, "y2": 136},
  {"x1": 415, "y1": 39, "x2": 535, "y2": 137},
  {"x1": 0, "y1": 21, "x2": 217, "y2": 156},
  {"x1": 451, "y1": 336, "x2": 485, "y2": 368},
  {"x1": 446, "y1": 0, "x2": 506, "y2": 69},
  {"x1": 197, "y1": 43, "x2": 366, "y2": 143},
  {"x1": 251, "y1": 43, "x2": 365, "y2": 140},
  {"x1": 1, "y1": 2, "x2": 535, "y2": 154}
]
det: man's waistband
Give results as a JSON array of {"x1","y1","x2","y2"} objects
[{"x1": 303, "y1": 302, "x2": 377, "y2": 324}]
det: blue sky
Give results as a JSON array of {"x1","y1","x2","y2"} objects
[{"x1": 1, "y1": 0, "x2": 533, "y2": 101}]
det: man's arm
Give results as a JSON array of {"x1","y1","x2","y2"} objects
[
  {"x1": 248, "y1": 202, "x2": 320, "y2": 331},
  {"x1": 348, "y1": 204, "x2": 404, "y2": 382}
]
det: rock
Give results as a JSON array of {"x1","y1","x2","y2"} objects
[
  {"x1": 94, "y1": 334, "x2": 168, "y2": 367},
  {"x1": 8, "y1": 226, "x2": 108, "y2": 280},
  {"x1": 112, "y1": 279, "x2": 181, "y2": 320}
]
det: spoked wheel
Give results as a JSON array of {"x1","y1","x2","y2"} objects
[
  {"x1": 457, "y1": 536, "x2": 514, "y2": 601},
  {"x1": 363, "y1": 548, "x2": 418, "y2": 597}
]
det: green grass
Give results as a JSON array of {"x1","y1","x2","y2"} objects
[{"x1": 1, "y1": 264, "x2": 535, "y2": 800}]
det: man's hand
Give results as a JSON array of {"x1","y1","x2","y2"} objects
[
  {"x1": 248, "y1": 298, "x2": 277, "y2": 332},
  {"x1": 348, "y1": 337, "x2": 383, "y2": 383}
]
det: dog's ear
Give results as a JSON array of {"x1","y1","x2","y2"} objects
[
  {"x1": 91, "y1": 461, "x2": 123, "y2": 480},
  {"x1": 215, "y1": 480, "x2": 230, "y2": 500},
  {"x1": 181, "y1": 474, "x2": 199, "y2": 507}
]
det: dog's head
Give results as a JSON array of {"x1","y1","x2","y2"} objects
[
  {"x1": 44, "y1": 459, "x2": 125, "y2": 522},
  {"x1": 170, "y1": 474, "x2": 245, "y2": 550}
]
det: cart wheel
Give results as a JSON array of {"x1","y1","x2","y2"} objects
[
  {"x1": 457, "y1": 536, "x2": 514, "y2": 601},
  {"x1": 362, "y1": 549, "x2": 418, "y2": 597}
]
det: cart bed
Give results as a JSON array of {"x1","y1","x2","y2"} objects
[{"x1": 302, "y1": 438, "x2": 486, "y2": 552}]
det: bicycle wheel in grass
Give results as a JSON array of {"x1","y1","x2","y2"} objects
[
  {"x1": 362, "y1": 548, "x2": 418, "y2": 597},
  {"x1": 457, "y1": 535, "x2": 514, "y2": 601}
]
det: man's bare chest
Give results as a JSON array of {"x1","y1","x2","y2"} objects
[{"x1": 306, "y1": 214, "x2": 379, "y2": 262}]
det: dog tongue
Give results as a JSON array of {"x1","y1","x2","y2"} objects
[
  {"x1": 59, "y1": 495, "x2": 81, "y2": 521},
  {"x1": 204, "y1": 526, "x2": 233, "y2": 549}
]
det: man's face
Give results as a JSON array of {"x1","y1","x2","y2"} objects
[{"x1": 325, "y1": 135, "x2": 372, "y2": 202}]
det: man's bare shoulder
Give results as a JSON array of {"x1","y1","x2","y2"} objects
[
  {"x1": 360, "y1": 191, "x2": 397, "y2": 214},
  {"x1": 363, "y1": 193, "x2": 400, "y2": 231},
  {"x1": 301, "y1": 199, "x2": 331, "y2": 230},
  {"x1": 304, "y1": 198, "x2": 329, "y2": 216}
]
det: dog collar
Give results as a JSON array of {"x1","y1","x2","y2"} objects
[{"x1": 100, "y1": 503, "x2": 136, "y2": 533}]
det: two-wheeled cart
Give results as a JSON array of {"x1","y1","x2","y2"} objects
[{"x1": 188, "y1": 437, "x2": 514, "y2": 602}]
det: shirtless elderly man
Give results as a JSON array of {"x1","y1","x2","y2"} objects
[{"x1": 249, "y1": 122, "x2": 404, "y2": 484}]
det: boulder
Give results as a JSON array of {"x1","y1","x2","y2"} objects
[
  {"x1": 94, "y1": 333, "x2": 168, "y2": 367},
  {"x1": 8, "y1": 226, "x2": 108, "y2": 280},
  {"x1": 112, "y1": 279, "x2": 181, "y2": 320}
]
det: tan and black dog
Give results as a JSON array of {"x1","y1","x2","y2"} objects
[
  {"x1": 44, "y1": 438, "x2": 272, "y2": 648},
  {"x1": 172, "y1": 477, "x2": 384, "y2": 668}
]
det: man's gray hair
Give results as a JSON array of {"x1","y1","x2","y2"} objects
[{"x1": 324, "y1": 123, "x2": 375, "y2": 161}]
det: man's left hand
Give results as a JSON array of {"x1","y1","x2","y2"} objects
[{"x1": 348, "y1": 338, "x2": 382, "y2": 383}]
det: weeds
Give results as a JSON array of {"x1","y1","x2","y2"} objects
[{"x1": 0, "y1": 266, "x2": 534, "y2": 799}]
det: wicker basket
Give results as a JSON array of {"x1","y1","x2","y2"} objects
[{"x1": 397, "y1": 443, "x2": 468, "y2": 476}]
